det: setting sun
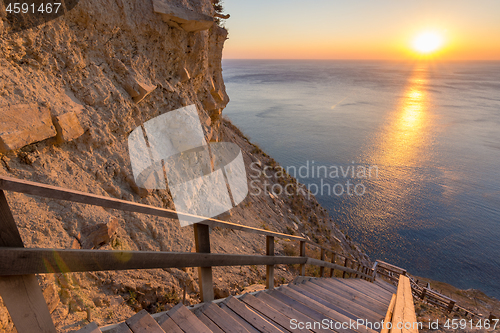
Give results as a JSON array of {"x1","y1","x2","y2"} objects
[{"x1": 412, "y1": 31, "x2": 444, "y2": 54}]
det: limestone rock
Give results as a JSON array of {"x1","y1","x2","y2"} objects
[
  {"x1": 53, "y1": 112, "x2": 85, "y2": 142},
  {"x1": 0, "y1": 104, "x2": 57, "y2": 153},
  {"x1": 81, "y1": 218, "x2": 120, "y2": 249},
  {"x1": 178, "y1": 67, "x2": 191, "y2": 83},
  {"x1": 153, "y1": 0, "x2": 214, "y2": 32},
  {"x1": 123, "y1": 74, "x2": 157, "y2": 103},
  {"x1": 202, "y1": 93, "x2": 217, "y2": 111}
]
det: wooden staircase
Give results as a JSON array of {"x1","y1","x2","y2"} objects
[{"x1": 78, "y1": 277, "x2": 398, "y2": 333}]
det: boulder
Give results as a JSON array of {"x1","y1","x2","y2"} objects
[
  {"x1": 123, "y1": 74, "x2": 157, "y2": 103},
  {"x1": 153, "y1": 0, "x2": 214, "y2": 32},
  {"x1": 0, "y1": 104, "x2": 57, "y2": 153},
  {"x1": 53, "y1": 112, "x2": 85, "y2": 142},
  {"x1": 80, "y1": 218, "x2": 120, "y2": 249}
]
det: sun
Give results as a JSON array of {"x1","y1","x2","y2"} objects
[{"x1": 412, "y1": 31, "x2": 444, "y2": 54}]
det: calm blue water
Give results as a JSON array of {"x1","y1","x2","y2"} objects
[{"x1": 222, "y1": 59, "x2": 500, "y2": 299}]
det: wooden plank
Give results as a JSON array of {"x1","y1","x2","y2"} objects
[
  {"x1": 266, "y1": 236, "x2": 275, "y2": 289},
  {"x1": 125, "y1": 309, "x2": 165, "y2": 333},
  {"x1": 102, "y1": 322, "x2": 134, "y2": 333},
  {"x1": 240, "y1": 293, "x2": 309, "y2": 333},
  {"x1": 376, "y1": 260, "x2": 406, "y2": 275},
  {"x1": 275, "y1": 287, "x2": 375, "y2": 333},
  {"x1": 374, "y1": 280, "x2": 397, "y2": 294},
  {"x1": 294, "y1": 282, "x2": 383, "y2": 323},
  {"x1": 280, "y1": 287, "x2": 375, "y2": 333},
  {"x1": 0, "y1": 175, "x2": 305, "y2": 241},
  {"x1": 219, "y1": 303, "x2": 260, "y2": 333},
  {"x1": 0, "y1": 248, "x2": 307, "y2": 275},
  {"x1": 390, "y1": 275, "x2": 418, "y2": 333},
  {"x1": 299, "y1": 241, "x2": 306, "y2": 276},
  {"x1": 265, "y1": 290, "x2": 336, "y2": 327},
  {"x1": 316, "y1": 278, "x2": 389, "y2": 307},
  {"x1": 154, "y1": 315, "x2": 183, "y2": 333},
  {"x1": 254, "y1": 292, "x2": 328, "y2": 333},
  {"x1": 310, "y1": 279, "x2": 388, "y2": 316},
  {"x1": 381, "y1": 294, "x2": 396, "y2": 333},
  {"x1": 161, "y1": 303, "x2": 212, "y2": 333},
  {"x1": 318, "y1": 278, "x2": 390, "y2": 307},
  {"x1": 195, "y1": 302, "x2": 250, "y2": 333},
  {"x1": 0, "y1": 190, "x2": 57, "y2": 333},
  {"x1": 194, "y1": 224, "x2": 214, "y2": 302},
  {"x1": 223, "y1": 296, "x2": 282, "y2": 333},
  {"x1": 197, "y1": 313, "x2": 225, "y2": 333},
  {"x1": 336, "y1": 279, "x2": 393, "y2": 302},
  {"x1": 75, "y1": 322, "x2": 102, "y2": 333}
]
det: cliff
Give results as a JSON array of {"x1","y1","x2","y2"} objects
[{"x1": 0, "y1": 0, "x2": 369, "y2": 331}]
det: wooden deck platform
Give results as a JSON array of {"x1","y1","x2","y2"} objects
[{"x1": 78, "y1": 277, "x2": 397, "y2": 333}]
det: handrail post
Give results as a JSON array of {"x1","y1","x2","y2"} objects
[
  {"x1": 319, "y1": 249, "x2": 325, "y2": 277},
  {"x1": 420, "y1": 287, "x2": 427, "y2": 300},
  {"x1": 266, "y1": 236, "x2": 275, "y2": 289},
  {"x1": 299, "y1": 241, "x2": 306, "y2": 276},
  {"x1": 447, "y1": 300, "x2": 456, "y2": 313},
  {"x1": 194, "y1": 223, "x2": 214, "y2": 302},
  {"x1": 371, "y1": 261, "x2": 378, "y2": 282},
  {"x1": 0, "y1": 190, "x2": 57, "y2": 333},
  {"x1": 342, "y1": 258, "x2": 349, "y2": 278},
  {"x1": 330, "y1": 252, "x2": 336, "y2": 278}
]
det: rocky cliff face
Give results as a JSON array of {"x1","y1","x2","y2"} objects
[{"x1": 0, "y1": 1, "x2": 369, "y2": 331}]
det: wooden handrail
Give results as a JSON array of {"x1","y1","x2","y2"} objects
[
  {"x1": 391, "y1": 275, "x2": 419, "y2": 333},
  {"x1": 0, "y1": 175, "x2": 375, "y2": 332},
  {"x1": 0, "y1": 248, "x2": 307, "y2": 275}
]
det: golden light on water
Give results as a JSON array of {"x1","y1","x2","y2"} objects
[
  {"x1": 358, "y1": 67, "x2": 433, "y2": 236},
  {"x1": 376, "y1": 70, "x2": 429, "y2": 168}
]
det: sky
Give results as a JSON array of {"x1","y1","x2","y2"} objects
[{"x1": 221, "y1": 0, "x2": 500, "y2": 60}]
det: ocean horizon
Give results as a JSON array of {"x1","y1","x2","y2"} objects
[{"x1": 222, "y1": 59, "x2": 500, "y2": 300}]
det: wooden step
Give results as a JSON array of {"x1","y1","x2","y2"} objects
[
  {"x1": 300, "y1": 281, "x2": 385, "y2": 321},
  {"x1": 219, "y1": 302, "x2": 261, "y2": 333},
  {"x1": 125, "y1": 309, "x2": 166, "y2": 333},
  {"x1": 239, "y1": 293, "x2": 309, "y2": 333},
  {"x1": 275, "y1": 287, "x2": 363, "y2": 333},
  {"x1": 264, "y1": 289, "x2": 338, "y2": 331},
  {"x1": 104, "y1": 322, "x2": 133, "y2": 333},
  {"x1": 285, "y1": 284, "x2": 361, "y2": 322},
  {"x1": 335, "y1": 279, "x2": 393, "y2": 303},
  {"x1": 155, "y1": 313, "x2": 183, "y2": 333},
  {"x1": 255, "y1": 291, "x2": 329, "y2": 333},
  {"x1": 222, "y1": 296, "x2": 284, "y2": 333},
  {"x1": 159, "y1": 303, "x2": 213, "y2": 333},
  {"x1": 312, "y1": 279, "x2": 388, "y2": 317},
  {"x1": 195, "y1": 302, "x2": 251, "y2": 333},
  {"x1": 196, "y1": 312, "x2": 225, "y2": 333}
]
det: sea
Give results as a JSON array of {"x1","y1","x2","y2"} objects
[{"x1": 221, "y1": 59, "x2": 500, "y2": 300}]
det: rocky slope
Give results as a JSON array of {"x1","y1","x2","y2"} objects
[{"x1": 0, "y1": 0, "x2": 369, "y2": 331}]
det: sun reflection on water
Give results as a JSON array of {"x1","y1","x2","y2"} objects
[{"x1": 349, "y1": 67, "x2": 435, "y2": 254}]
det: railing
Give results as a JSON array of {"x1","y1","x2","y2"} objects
[
  {"x1": 0, "y1": 175, "x2": 374, "y2": 333},
  {"x1": 381, "y1": 275, "x2": 418, "y2": 333},
  {"x1": 373, "y1": 260, "x2": 480, "y2": 318}
]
